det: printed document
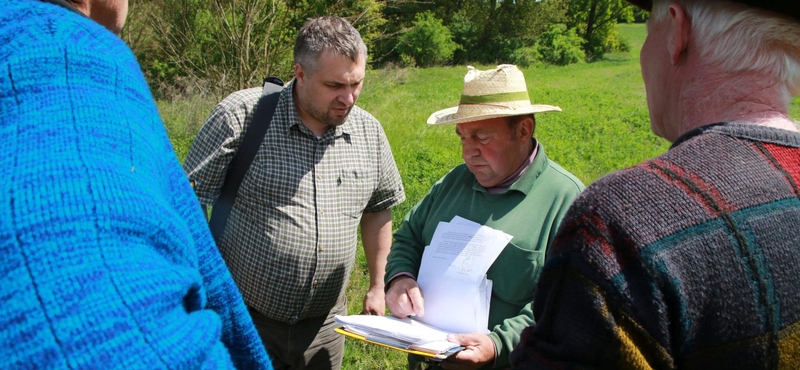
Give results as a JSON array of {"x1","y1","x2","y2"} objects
[{"x1": 416, "y1": 216, "x2": 512, "y2": 333}]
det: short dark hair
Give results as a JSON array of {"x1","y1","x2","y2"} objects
[{"x1": 294, "y1": 16, "x2": 367, "y2": 73}]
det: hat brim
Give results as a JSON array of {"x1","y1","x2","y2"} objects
[
  {"x1": 625, "y1": 0, "x2": 651, "y2": 11},
  {"x1": 427, "y1": 105, "x2": 562, "y2": 126}
]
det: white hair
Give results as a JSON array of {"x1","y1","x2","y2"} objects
[{"x1": 652, "y1": 0, "x2": 800, "y2": 96}]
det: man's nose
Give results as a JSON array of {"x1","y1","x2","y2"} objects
[
  {"x1": 462, "y1": 140, "x2": 479, "y2": 158},
  {"x1": 338, "y1": 89, "x2": 356, "y2": 106}
]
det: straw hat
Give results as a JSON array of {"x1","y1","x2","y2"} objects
[{"x1": 427, "y1": 64, "x2": 561, "y2": 126}]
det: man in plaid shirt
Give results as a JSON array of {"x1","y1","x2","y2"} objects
[{"x1": 183, "y1": 16, "x2": 405, "y2": 370}]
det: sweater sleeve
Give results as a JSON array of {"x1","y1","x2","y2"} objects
[
  {"x1": 509, "y1": 197, "x2": 674, "y2": 370},
  {"x1": 167, "y1": 136, "x2": 272, "y2": 369},
  {"x1": 188, "y1": 202, "x2": 273, "y2": 370},
  {"x1": 491, "y1": 180, "x2": 582, "y2": 369},
  {"x1": 489, "y1": 302, "x2": 535, "y2": 369}
]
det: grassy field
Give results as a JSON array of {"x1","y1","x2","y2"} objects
[{"x1": 158, "y1": 23, "x2": 799, "y2": 369}]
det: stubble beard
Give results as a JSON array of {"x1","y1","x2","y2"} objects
[{"x1": 304, "y1": 100, "x2": 352, "y2": 128}]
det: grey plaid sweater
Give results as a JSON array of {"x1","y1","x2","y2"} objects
[{"x1": 511, "y1": 122, "x2": 800, "y2": 369}]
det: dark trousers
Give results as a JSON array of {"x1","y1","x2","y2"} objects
[{"x1": 248, "y1": 298, "x2": 346, "y2": 370}]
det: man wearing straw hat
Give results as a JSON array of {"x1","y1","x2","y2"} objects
[
  {"x1": 510, "y1": 0, "x2": 800, "y2": 369},
  {"x1": 384, "y1": 64, "x2": 585, "y2": 370}
]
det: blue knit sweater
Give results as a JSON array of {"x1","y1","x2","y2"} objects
[{"x1": 0, "y1": 1, "x2": 273, "y2": 369}]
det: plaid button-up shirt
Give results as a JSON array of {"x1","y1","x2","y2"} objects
[{"x1": 184, "y1": 81, "x2": 405, "y2": 323}]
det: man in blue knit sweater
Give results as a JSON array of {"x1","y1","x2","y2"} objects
[{"x1": 0, "y1": 0, "x2": 272, "y2": 369}]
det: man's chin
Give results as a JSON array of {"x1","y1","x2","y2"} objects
[
  {"x1": 470, "y1": 171, "x2": 496, "y2": 187},
  {"x1": 325, "y1": 117, "x2": 348, "y2": 127},
  {"x1": 325, "y1": 113, "x2": 350, "y2": 127}
]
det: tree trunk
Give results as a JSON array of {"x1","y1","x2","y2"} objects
[
  {"x1": 585, "y1": 0, "x2": 598, "y2": 41},
  {"x1": 481, "y1": 0, "x2": 498, "y2": 50}
]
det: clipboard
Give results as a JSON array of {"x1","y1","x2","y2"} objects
[{"x1": 335, "y1": 328, "x2": 462, "y2": 360}]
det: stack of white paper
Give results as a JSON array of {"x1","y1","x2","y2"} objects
[
  {"x1": 333, "y1": 315, "x2": 462, "y2": 354},
  {"x1": 416, "y1": 216, "x2": 512, "y2": 334}
]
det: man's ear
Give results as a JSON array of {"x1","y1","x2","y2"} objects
[
  {"x1": 294, "y1": 63, "x2": 304, "y2": 82},
  {"x1": 668, "y1": 3, "x2": 691, "y2": 66},
  {"x1": 517, "y1": 116, "x2": 534, "y2": 140}
]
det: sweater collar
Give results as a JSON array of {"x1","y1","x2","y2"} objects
[{"x1": 671, "y1": 122, "x2": 800, "y2": 150}]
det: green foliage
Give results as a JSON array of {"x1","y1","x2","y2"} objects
[
  {"x1": 450, "y1": 0, "x2": 567, "y2": 64},
  {"x1": 510, "y1": 46, "x2": 541, "y2": 68},
  {"x1": 373, "y1": 0, "x2": 567, "y2": 66},
  {"x1": 397, "y1": 12, "x2": 458, "y2": 67},
  {"x1": 399, "y1": 54, "x2": 417, "y2": 68},
  {"x1": 583, "y1": 22, "x2": 631, "y2": 59},
  {"x1": 157, "y1": 95, "x2": 219, "y2": 163},
  {"x1": 536, "y1": 26, "x2": 586, "y2": 66},
  {"x1": 123, "y1": 0, "x2": 387, "y2": 99},
  {"x1": 565, "y1": 0, "x2": 636, "y2": 60}
]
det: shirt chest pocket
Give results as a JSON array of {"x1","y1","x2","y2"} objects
[
  {"x1": 337, "y1": 168, "x2": 376, "y2": 218},
  {"x1": 486, "y1": 242, "x2": 543, "y2": 306}
]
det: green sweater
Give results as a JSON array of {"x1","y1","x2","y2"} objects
[{"x1": 386, "y1": 145, "x2": 584, "y2": 368}]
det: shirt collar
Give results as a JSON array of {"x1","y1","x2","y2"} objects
[{"x1": 279, "y1": 79, "x2": 352, "y2": 140}]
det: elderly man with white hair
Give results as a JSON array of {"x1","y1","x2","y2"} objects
[{"x1": 509, "y1": 0, "x2": 800, "y2": 369}]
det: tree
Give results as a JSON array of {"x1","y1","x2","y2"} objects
[
  {"x1": 373, "y1": 0, "x2": 566, "y2": 66},
  {"x1": 566, "y1": 0, "x2": 635, "y2": 60},
  {"x1": 123, "y1": 0, "x2": 294, "y2": 98},
  {"x1": 396, "y1": 11, "x2": 458, "y2": 66},
  {"x1": 450, "y1": 0, "x2": 567, "y2": 64},
  {"x1": 537, "y1": 25, "x2": 585, "y2": 66},
  {"x1": 123, "y1": 0, "x2": 389, "y2": 98}
]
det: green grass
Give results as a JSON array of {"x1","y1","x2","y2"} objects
[{"x1": 157, "y1": 22, "x2": 799, "y2": 369}]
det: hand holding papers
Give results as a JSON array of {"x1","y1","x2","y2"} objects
[
  {"x1": 333, "y1": 315, "x2": 464, "y2": 359},
  {"x1": 338, "y1": 216, "x2": 512, "y2": 358},
  {"x1": 416, "y1": 216, "x2": 512, "y2": 334}
]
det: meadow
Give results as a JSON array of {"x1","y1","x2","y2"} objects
[{"x1": 158, "y1": 23, "x2": 800, "y2": 369}]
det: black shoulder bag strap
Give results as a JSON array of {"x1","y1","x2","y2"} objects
[{"x1": 208, "y1": 77, "x2": 285, "y2": 242}]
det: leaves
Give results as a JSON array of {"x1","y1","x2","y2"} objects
[
  {"x1": 537, "y1": 25, "x2": 586, "y2": 66},
  {"x1": 123, "y1": 0, "x2": 389, "y2": 98},
  {"x1": 397, "y1": 11, "x2": 459, "y2": 67},
  {"x1": 566, "y1": 0, "x2": 636, "y2": 60}
]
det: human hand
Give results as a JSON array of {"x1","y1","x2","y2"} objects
[
  {"x1": 362, "y1": 286, "x2": 386, "y2": 315},
  {"x1": 441, "y1": 333, "x2": 495, "y2": 370},
  {"x1": 385, "y1": 276, "x2": 425, "y2": 318}
]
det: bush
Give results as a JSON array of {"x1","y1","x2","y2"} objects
[
  {"x1": 124, "y1": 0, "x2": 387, "y2": 99},
  {"x1": 510, "y1": 47, "x2": 540, "y2": 68},
  {"x1": 399, "y1": 54, "x2": 417, "y2": 68},
  {"x1": 583, "y1": 24, "x2": 631, "y2": 60},
  {"x1": 397, "y1": 11, "x2": 459, "y2": 67},
  {"x1": 536, "y1": 25, "x2": 585, "y2": 66}
]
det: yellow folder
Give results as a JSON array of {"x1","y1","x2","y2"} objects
[{"x1": 335, "y1": 328, "x2": 456, "y2": 360}]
